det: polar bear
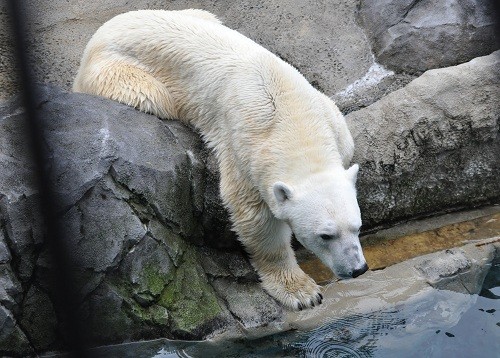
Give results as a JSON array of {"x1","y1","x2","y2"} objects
[{"x1": 73, "y1": 9, "x2": 368, "y2": 310}]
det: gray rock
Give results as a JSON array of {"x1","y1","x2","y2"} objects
[
  {"x1": 61, "y1": 180, "x2": 146, "y2": 270},
  {"x1": 347, "y1": 51, "x2": 500, "y2": 227},
  {"x1": 358, "y1": 0, "x2": 500, "y2": 73},
  {"x1": 0, "y1": 265, "x2": 22, "y2": 313},
  {"x1": 0, "y1": 193, "x2": 44, "y2": 282},
  {"x1": 35, "y1": 86, "x2": 214, "y2": 246},
  {"x1": 79, "y1": 282, "x2": 138, "y2": 345},
  {"x1": 415, "y1": 248, "x2": 471, "y2": 283},
  {"x1": 200, "y1": 247, "x2": 257, "y2": 281},
  {"x1": 415, "y1": 246, "x2": 495, "y2": 294},
  {"x1": 119, "y1": 234, "x2": 174, "y2": 306},
  {"x1": 19, "y1": 286, "x2": 58, "y2": 351},
  {"x1": 0, "y1": 305, "x2": 33, "y2": 356},
  {"x1": 0, "y1": 106, "x2": 44, "y2": 282},
  {"x1": 0, "y1": 0, "x2": 373, "y2": 101},
  {"x1": 199, "y1": 248, "x2": 282, "y2": 330},
  {"x1": 211, "y1": 278, "x2": 282, "y2": 329},
  {"x1": 0, "y1": 84, "x2": 284, "y2": 354},
  {"x1": 0, "y1": 229, "x2": 11, "y2": 264},
  {"x1": 334, "y1": 68, "x2": 417, "y2": 114}
]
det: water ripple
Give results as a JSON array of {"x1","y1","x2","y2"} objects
[{"x1": 285, "y1": 311, "x2": 406, "y2": 358}]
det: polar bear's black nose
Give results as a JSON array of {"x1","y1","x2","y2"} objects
[{"x1": 352, "y1": 263, "x2": 369, "y2": 278}]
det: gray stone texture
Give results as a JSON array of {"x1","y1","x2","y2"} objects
[
  {"x1": 415, "y1": 246, "x2": 495, "y2": 294},
  {"x1": 347, "y1": 51, "x2": 500, "y2": 227},
  {"x1": 358, "y1": 0, "x2": 500, "y2": 73},
  {"x1": 0, "y1": 0, "x2": 373, "y2": 102},
  {"x1": 0, "y1": 85, "x2": 283, "y2": 354}
]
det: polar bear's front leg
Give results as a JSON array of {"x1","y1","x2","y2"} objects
[
  {"x1": 222, "y1": 177, "x2": 322, "y2": 309},
  {"x1": 235, "y1": 203, "x2": 322, "y2": 310}
]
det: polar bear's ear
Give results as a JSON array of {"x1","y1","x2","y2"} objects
[
  {"x1": 346, "y1": 164, "x2": 359, "y2": 183},
  {"x1": 273, "y1": 181, "x2": 294, "y2": 203}
]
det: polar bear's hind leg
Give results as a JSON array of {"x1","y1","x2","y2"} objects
[{"x1": 75, "y1": 60, "x2": 177, "y2": 120}]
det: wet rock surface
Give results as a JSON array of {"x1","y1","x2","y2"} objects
[{"x1": 287, "y1": 240, "x2": 499, "y2": 331}]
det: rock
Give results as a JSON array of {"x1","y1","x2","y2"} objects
[
  {"x1": 19, "y1": 287, "x2": 58, "y2": 351},
  {"x1": 415, "y1": 248, "x2": 470, "y2": 283},
  {"x1": 347, "y1": 51, "x2": 500, "y2": 227},
  {"x1": 285, "y1": 239, "x2": 498, "y2": 333},
  {"x1": 155, "y1": 247, "x2": 233, "y2": 339},
  {"x1": 0, "y1": 0, "x2": 373, "y2": 102},
  {"x1": 200, "y1": 248, "x2": 282, "y2": 330},
  {"x1": 333, "y1": 63, "x2": 417, "y2": 114},
  {"x1": 0, "y1": 266, "x2": 22, "y2": 314},
  {"x1": 0, "y1": 84, "x2": 284, "y2": 354},
  {"x1": 119, "y1": 234, "x2": 175, "y2": 306},
  {"x1": 357, "y1": 0, "x2": 500, "y2": 73},
  {"x1": 79, "y1": 283, "x2": 138, "y2": 345},
  {"x1": 415, "y1": 246, "x2": 495, "y2": 293},
  {"x1": 211, "y1": 279, "x2": 283, "y2": 329},
  {"x1": 0, "y1": 306, "x2": 33, "y2": 356}
]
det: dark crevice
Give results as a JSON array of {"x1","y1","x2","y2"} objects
[{"x1": 106, "y1": 164, "x2": 182, "y2": 236}]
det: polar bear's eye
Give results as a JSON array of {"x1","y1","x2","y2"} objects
[{"x1": 320, "y1": 234, "x2": 336, "y2": 241}]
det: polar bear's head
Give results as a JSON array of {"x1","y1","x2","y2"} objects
[{"x1": 272, "y1": 164, "x2": 368, "y2": 279}]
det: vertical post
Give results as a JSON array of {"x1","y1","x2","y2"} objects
[{"x1": 6, "y1": 1, "x2": 88, "y2": 356}]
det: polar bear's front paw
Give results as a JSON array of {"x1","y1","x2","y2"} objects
[{"x1": 261, "y1": 270, "x2": 323, "y2": 310}]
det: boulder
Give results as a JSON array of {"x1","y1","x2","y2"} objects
[
  {"x1": 0, "y1": 86, "x2": 282, "y2": 354},
  {"x1": 347, "y1": 51, "x2": 500, "y2": 227},
  {"x1": 357, "y1": 0, "x2": 499, "y2": 73}
]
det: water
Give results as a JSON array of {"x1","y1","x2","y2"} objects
[{"x1": 88, "y1": 262, "x2": 499, "y2": 358}]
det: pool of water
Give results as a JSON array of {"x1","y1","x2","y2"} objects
[{"x1": 86, "y1": 261, "x2": 499, "y2": 358}]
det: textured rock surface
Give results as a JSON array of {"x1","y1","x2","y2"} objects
[
  {"x1": 358, "y1": 0, "x2": 500, "y2": 73},
  {"x1": 0, "y1": 86, "x2": 283, "y2": 355},
  {"x1": 82, "y1": 239, "x2": 500, "y2": 356},
  {"x1": 347, "y1": 51, "x2": 500, "y2": 227},
  {"x1": 0, "y1": 0, "x2": 373, "y2": 101},
  {"x1": 414, "y1": 246, "x2": 495, "y2": 293}
]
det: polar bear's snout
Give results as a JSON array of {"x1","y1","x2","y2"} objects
[
  {"x1": 352, "y1": 263, "x2": 369, "y2": 278},
  {"x1": 330, "y1": 237, "x2": 369, "y2": 279},
  {"x1": 342, "y1": 241, "x2": 369, "y2": 278}
]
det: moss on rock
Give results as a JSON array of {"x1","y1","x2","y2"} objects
[
  {"x1": 141, "y1": 263, "x2": 170, "y2": 297},
  {"x1": 159, "y1": 247, "x2": 223, "y2": 335}
]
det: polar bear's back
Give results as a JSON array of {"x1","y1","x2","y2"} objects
[
  {"x1": 74, "y1": 10, "x2": 300, "y2": 129},
  {"x1": 93, "y1": 10, "x2": 253, "y2": 55},
  {"x1": 77, "y1": 10, "x2": 269, "y2": 85},
  {"x1": 74, "y1": 9, "x2": 355, "y2": 212}
]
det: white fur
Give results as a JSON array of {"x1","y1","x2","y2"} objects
[{"x1": 73, "y1": 9, "x2": 367, "y2": 310}]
